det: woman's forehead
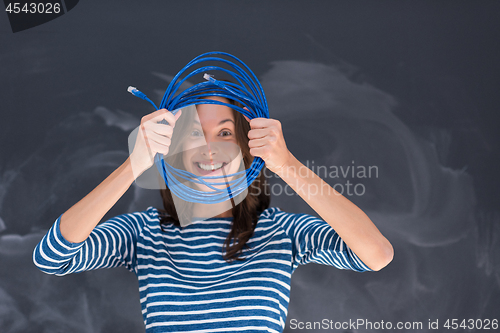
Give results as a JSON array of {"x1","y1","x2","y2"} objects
[{"x1": 195, "y1": 100, "x2": 235, "y2": 126}]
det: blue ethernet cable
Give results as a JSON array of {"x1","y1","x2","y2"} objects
[
  {"x1": 128, "y1": 52, "x2": 269, "y2": 204},
  {"x1": 127, "y1": 86, "x2": 159, "y2": 110}
]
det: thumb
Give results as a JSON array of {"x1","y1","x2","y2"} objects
[
  {"x1": 174, "y1": 109, "x2": 182, "y2": 121},
  {"x1": 242, "y1": 107, "x2": 251, "y2": 123}
]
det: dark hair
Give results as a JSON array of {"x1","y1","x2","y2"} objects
[{"x1": 157, "y1": 97, "x2": 270, "y2": 262}]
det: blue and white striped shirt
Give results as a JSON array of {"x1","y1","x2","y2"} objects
[{"x1": 33, "y1": 206, "x2": 372, "y2": 332}]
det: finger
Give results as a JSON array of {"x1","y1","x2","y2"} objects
[
  {"x1": 249, "y1": 146, "x2": 269, "y2": 158},
  {"x1": 249, "y1": 117, "x2": 275, "y2": 129},
  {"x1": 174, "y1": 109, "x2": 182, "y2": 122},
  {"x1": 147, "y1": 109, "x2": 182, "y2": 136},
  {"x1": 149, "y1": 123, "x2": 174, "y2": 137},
  {"x1": 152, "y1": 110, "x2": 178, "y2": 125},
  {"x1": 140, "y1": 125, "x2": 170, "y2": 144},
  {"x1": 248, "y1": 137, "x2": 272, "y2": 149},
  {"x1": 146, "y1": 131, "x2": 172, "y2": 145},
  {"x1": 248, "y1": 128, "x2": 270, "y2": 140},
  {"x1": 148, "y1": 141, "x2": 171, "y2": 155},
  {"x1": 242, "y1": 107, "x2": 251, "y2": 123},
  {"x1": 145, "y1": 109, "x2": 178, "y2": 125},
  {"x1": 142, "y1": 109, "x2": 169, "y2": 123}
]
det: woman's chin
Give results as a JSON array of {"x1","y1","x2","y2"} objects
[{"x1": 193, "y1": 178, "x2": 237, "y2": 193}]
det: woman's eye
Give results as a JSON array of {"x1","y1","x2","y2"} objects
[
  {"x1": 219, "y1": 130, "x2": 232, "y2": 137},
  {"x1": 191, "y1": 129, "x2": 203, "y2": 137}
]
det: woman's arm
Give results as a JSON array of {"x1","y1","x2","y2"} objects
[
  {"x1": 275, "y1": 154, "x2": 393, "y2": 271},
  {"x1": 247, "y1": 118, "x2": 393, "y2": 271},
  {"x1": 59, "y1": 109, "x2": 181, "y2": 243},
  {"x1": 59, "y1": 158, "x2": 136, "y2": 243}
]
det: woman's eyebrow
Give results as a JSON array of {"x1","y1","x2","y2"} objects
[
  {"x1": 193, "y1": 119, "x2": 235, "y2": 125},
  {"x1": 218, "y1": 119, "x2": 235, "y2": 125}
]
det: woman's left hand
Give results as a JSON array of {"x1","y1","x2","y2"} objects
[{"x1": 246, "y1": 117, "x2": 292, "y2": 175}]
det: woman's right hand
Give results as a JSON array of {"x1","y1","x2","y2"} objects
[{"x1": 130, "y1": 108, "x2": 182, "y2": 176}]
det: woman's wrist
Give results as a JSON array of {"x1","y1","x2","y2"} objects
[
  {"x1": 129, "y1": 152, "x2": 153, "y2": 179},
  {"x1": 273, "y1": 152, "x2": 299, "y2": 180}
]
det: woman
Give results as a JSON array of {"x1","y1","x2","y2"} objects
[{"x1": 33, "y1": 94, "x2": 393, "y2": 333}]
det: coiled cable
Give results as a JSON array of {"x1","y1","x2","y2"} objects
[{"x1": 128, "y1": 51, "x2": 269, "y2": 204}]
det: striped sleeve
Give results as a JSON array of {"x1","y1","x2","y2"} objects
[
  {"x1": 273, "y1": 208, "x2": 373, "y2": 273},
  {"x1": 32, "y1": 212, "x2": 146, "y2": 276}
]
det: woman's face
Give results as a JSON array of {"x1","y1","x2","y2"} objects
[{"x1": 181, "y1": 96, "x2": 244, "y2": 190}]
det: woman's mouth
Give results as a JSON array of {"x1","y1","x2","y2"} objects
[{"x1": 193, "y1": 161, "x2": 228, "y2": 176}]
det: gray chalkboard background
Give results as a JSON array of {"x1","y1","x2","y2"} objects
[{"x1": 1, "y1": 1, "x2": 499, "y2": 332}]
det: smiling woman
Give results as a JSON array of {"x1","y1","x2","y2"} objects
[
  {"x1": 158, "y1": 95, "x2": 270, "y2": 263},
  {"x1": 182, "y1": 98, "x2": 242, "y2": 184},
  {"x1": 32, "y1": 55, "x2": 393, "y2": 333}
]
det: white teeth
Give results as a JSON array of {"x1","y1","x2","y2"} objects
[{"x1": 197, "y1": 162, "x2": 223, "y2": 171}]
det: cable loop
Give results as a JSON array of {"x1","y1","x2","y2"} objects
[{"x1": 130, "y1": 52, "x2": 269, "y2": 204}]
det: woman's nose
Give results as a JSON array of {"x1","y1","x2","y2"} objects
[{"x1": 200, "y1": 139, "x2": 220, "y2": 157}]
